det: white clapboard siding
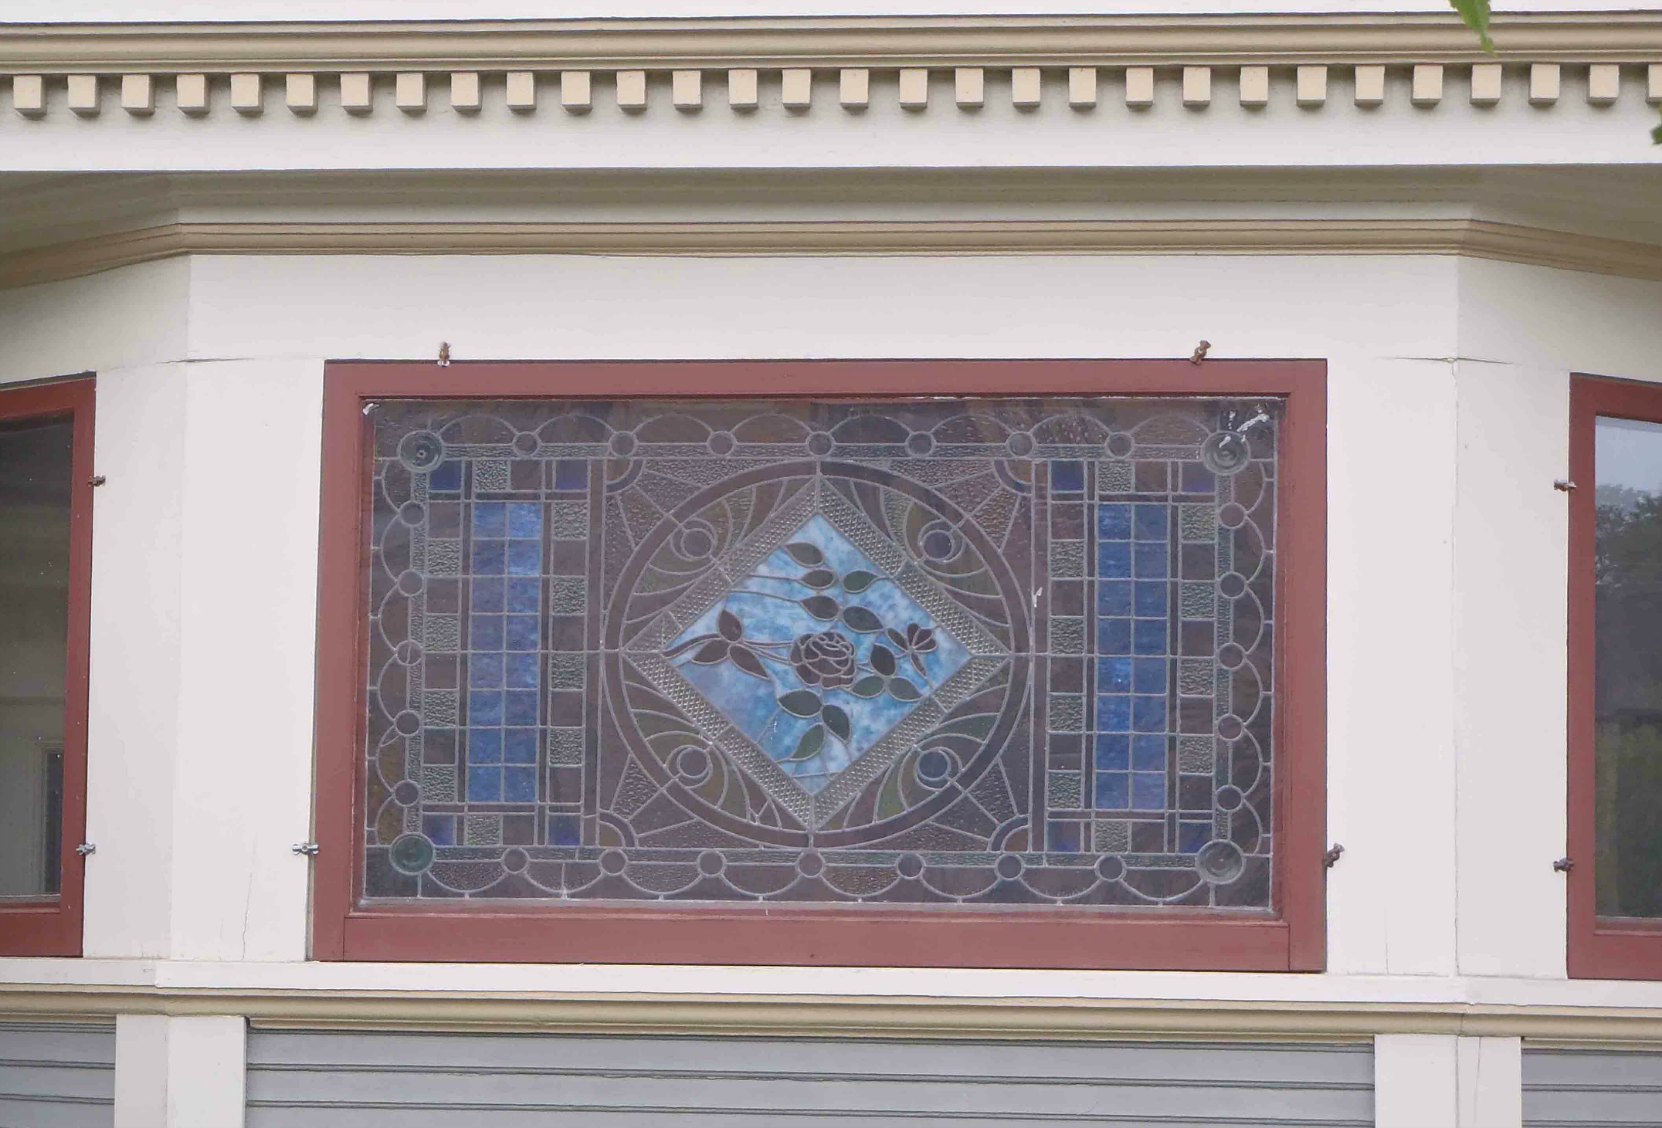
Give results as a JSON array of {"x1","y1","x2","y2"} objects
[
  {"x1": 247, "y1": 1031, "x2": 1372, "y2": 1127},
  {"x1": 1524, "y1": 1047, "x2": 1662, "y2": 1127},
  {"x1": 0, "y1": 1021, "x2": 116, "y2": 1128}
]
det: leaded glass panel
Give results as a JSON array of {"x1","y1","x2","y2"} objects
[{"x1": 361, "y1": 397, "x2": 1279, "y2": 909}]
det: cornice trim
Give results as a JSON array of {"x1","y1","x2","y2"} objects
[
  {"x1": 3, "y1": 14, "x2": 1661, "y2": 72},
  {"x1": 1, "y1": 218, "x2": 1658, "y2": 291},
  {"x1": 3, "y1": 984, "x2": 1662, "y2": 1043}
]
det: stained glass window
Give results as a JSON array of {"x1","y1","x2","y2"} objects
[{"x1": 361, "y1": 396, "x2": 1279, "y2": 910}]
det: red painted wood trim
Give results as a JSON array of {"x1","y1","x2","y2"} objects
[
  {"x1": 1568, "y1": 374, "x2": 1662, "y2": 981},
  {"x1": 312, "y1": 360, "x2": 1328, "y2": 970},
  {"x1": 0, "y1": 376, "x2": 95, "y2": 958}
]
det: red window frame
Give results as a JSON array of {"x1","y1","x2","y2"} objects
[
  {"x1": 312, "y1": 360, "x2": 1327, "y2": 970},
  {"x1": 0, "y1": 377, "x2": 95, "y2": 958},
  {"x1": 1568, "y1": 374, "x2": 1662, "y2": 980}
]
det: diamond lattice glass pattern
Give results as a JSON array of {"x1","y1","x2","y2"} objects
[{"x1": 362, "y1": 397, "x2": 1280, "y2": 909}]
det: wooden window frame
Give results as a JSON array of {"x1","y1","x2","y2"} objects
[
  {"x1": 312, "y1": 360, "x2": 1327, "y2": 970},
  {"x1": 0, "y1": 377, "x2": 95, "y2": 958},
  {"x1": 1568, "y1": 373, "x2": 1662, "y2": 980}
]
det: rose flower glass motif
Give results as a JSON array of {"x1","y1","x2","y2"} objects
[{"x1": 362, "y1": 397, "x2": 1280, "y2": 911}]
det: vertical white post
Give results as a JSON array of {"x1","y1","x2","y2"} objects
[
  {"x1": 1458, "y1": 1037, "x2": 1523, "y2": 1128},
  {"x1": 115, "y1": 1015, "x2": 246, "y2": 1128},
  {"x1": 1376, "y1": 1034, "x2": 1458, "y2": 1127}
]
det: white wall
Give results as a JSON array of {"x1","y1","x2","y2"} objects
[{"x1": 3, "y1": 248, "x2": 1661, "y2": 1001}]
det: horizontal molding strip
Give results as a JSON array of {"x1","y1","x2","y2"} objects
[
  {"x1": 3, "y1": 14, "x2": 1662, "y2": 72},
  {"x1": 4, "y1": 985, "x2": 1662, "y2": 1044},
  {"x1": 2, "y1": 219, "x2": 1659, "y2": 291}
]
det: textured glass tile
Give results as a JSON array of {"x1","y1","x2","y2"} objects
[{"x1": 362, "y1": 395, "x2": 1280, "y2": 909}]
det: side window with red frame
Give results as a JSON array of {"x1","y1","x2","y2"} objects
[
  {"x1": 0, "y1": 378, "x2": 94, "y2": 957},
  {"x1": 313, "y1": 361, "x2": 1326, "y2": 970},
  {"x1": 1570, "y1": 375, "x2": 1662, "y2": 979}
]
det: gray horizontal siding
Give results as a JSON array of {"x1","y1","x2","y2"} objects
[
  {"x1": 0, "y1": 1021, "x2": 115, "y2": 1128},
  {"x1": 247, "y1": 1031, "x2": 1371, "y2": 1127},
  {"x1": 1525, "y1": 1047, "x2": 1662, "y2": 1128}
]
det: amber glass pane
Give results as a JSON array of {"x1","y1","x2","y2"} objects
[
  {"x1": 0, "y1": 416, "x2": 73, "y2": 899},
  {"x1": 1595, "y1": 415, "x2": 1662, "y2": 919}
]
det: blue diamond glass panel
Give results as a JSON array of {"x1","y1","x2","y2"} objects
[{"x1": 362, "y1": 397, "x2": 1279, "y2": 909}]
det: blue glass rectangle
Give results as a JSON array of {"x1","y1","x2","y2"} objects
[
  {"x1": 1097, "y1": 694, "x2": 1131, "y2": 732},
  {"x1": 1132, "y1": 657, "x2": 1167, "y2": 694},
  {"x1": 1181, "y1": 463, "x2": 1216, "y2": 494},
  {"x1": 1134, "y1": 504, "x2": 1169, "y2": 540},
  {"x1": 1050, "y1": 461, "x2": 1084, "y2": 492},
  {"x1": 468, "y1": 691, "x2": 504, "y2": 726},
  {"x1": 508, "y1": 502, "x2": 543, "y2": 539},
  {"x1": 1132, "y1": 733, "x2": 1166, "y2": 770},
  {"x1": 429, "y1": 460, "x2": 462, "y2": 492},
  {"x1": 468, "y1": 767, "x2": 502, "y2": 802},
  {"x1": 505, "y1": 653, "x2": 539, "y2": 689},
  {"x1": 1097, "y1": 580, "x2": 1132, "y2": 616},
  {"x1": 1094, "y1": 773, "x2": 1129, "y2": 809},
  {"x1": 1133, "y1": 542, "x2": 1168, "y2": 578},
  {"x1": 469, "y1": 615, "x2": 504, "y2": 650},
  {"x1": 504, "y1": 728, "x2": 538, "y2": 763},
  {"x1": 504, "y1": 689, "x2": 539, "y2": 726},
  {"x1": 507, "y1": 541, "x2": 542, "y2": 576},
  {"x1": 505, "y1": 615, "x2": 540, "y2": 651},
  {"x1": 472, "y1": 540, "x2": 506, "y2": 574},
  {"x1": 422, "y1": 815, "x2": 457, "y2": 846},
  {"x1": 1094, "y1": 733, "x2": 1130, "y2": 771},
  {"x1": 503, "y1": 766, "x2": 538, "y2": 803},
  {"x1": 1097, "y1": 618, "x2": 1131, "y2": 655},
  {"x1": 472, "y1": 502, "x2": 506, "y2": 537},
  {"x1": 1133, "y1": 582, "x2": 1168, "y2": 616},
  {"x1": 1096, "y1": 656, "x2": 1133, "y2": 693},
  {"x1": 470, "y1": 577, "x2": 505, "y2": 612},
  {"x1": 1047, "y1": 820, "x2": 1083, "y2": 851},
  {"x1": 1133, "y1": 695, "x2": 1166, "y2": 732},
  {"x1": 1179, "y1": 822, "x2": 1211, "y2": 853},
  {"x1": 554, "y1": 460, "x2": 588, "y2": 490},
  {"x1": 1098, "y1": 542, "x2": 1132, "y2": 578},
  {"x1": 1133, "y1": 618, "x2": 1167, "y2": 655},
  {"x1": 549, "y1": 815, "x2": 582, "y2": 846},
  {"x1": 1097, "y1": 503, "x2": 1132, "y2": 541},
  {"x1": 469, "y1": 728, "x2": 503, "y2": 764},
  {"x1": 468, "y1": 655, "x2": 504, "y2": 689},
  {"x1": 1131, "y1": 772, "x2": 1166, "y2": 810},
  {"x1": 506, "y1": 578, "x2": 541, "y2": 613}
]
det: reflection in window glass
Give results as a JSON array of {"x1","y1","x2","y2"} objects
[
  {"x1": 1595, "y1": 416, "x2": 1662, "y2": 919},
  {"x1": 0, "y1": 417, "x2": 73, "y2": 899}
]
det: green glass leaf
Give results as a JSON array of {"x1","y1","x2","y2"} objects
[
  {"x1": 888, "y1": 677, "x2": 921, "y2": 702},
  {"x1": 717, "y1": 609, "x2": 743, "y2": 641},
  {"x1": 869, "y1": 644, "x2": 896, "y2": 677},
  {"x1": 822, "y1": 704, "x2": 851, "y2": 742},
  {"x1": 801, "y1": 568, "x2": 837, "y2": 589},
  {"x1": 785, "y1": 542, "x2": 825, "y2": 566},
  {"x1": 850, "y1": 675, "x2": 886, "y2": 699},
  {"x1": 843, "y1": 570, "x2": 877, "y2": 593},
  {"x1": 841, "y1": 606, "x2": 883, "y2": 633},
  {"x1": 801, "y1": 596, "x2": 840, "y2": 620},
  {"x1": 786, "y1": 724, "x2": 826, "y2": 762},
  {"x1": 691, "y1": 640, "x2": 729, "y2": 664},
  {"x1": 778, "y1": 690, "x2": 823, "y2": 717}
]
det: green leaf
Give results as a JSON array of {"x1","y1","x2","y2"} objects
[
  {"x1": 801, "y1": 596, "x2": 840, "y2": 620},
  {"x1": 842, "y1": 570, "x2": 877, "y2": 593},
  {"x1": 778, "y1": 690, "x2": 823, "y2": 717},
  {"x1": 785, "y1": 542, "x2": 825, "y2": 566},
  {"x1": 888, "y1": 677, "x2": 921, "y2": 702},
  {"x1": 869, "y1": 645, "x2": 896, "y2": 677},
  {"x1": 822, "y1": 704, "x2": 851, "y2": 742},
  {"x1": 717, "y1": 609, "x2": 743, "y2": 641},
  {"x1": 801, "y1": 568, "x2": 837, "y2": 589},
  {"x1": 841, "y1": 606, "x2": 883, "y2": 633},
  {"x1": 1447, "y1": 0, "x2": 1494, "y2": 53},
  {"x1": 850, "y1": 675, "x2": 886, "y2": 698},
  {"x1": 1653, "y1": 119, "x2": 1662, "y2": 145},
  {"x1": 786, "y1": 724, "x2": 826, "y2": 761},
  {"x1": 691, "y1": 640, "x2": 729, "y2": 664}
]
